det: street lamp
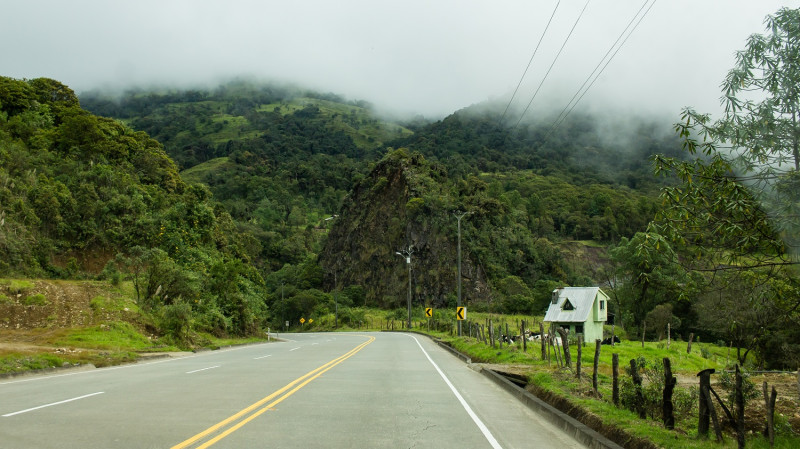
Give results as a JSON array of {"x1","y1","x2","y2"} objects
[
  {"x1": 454, "y1": 211, "x2": 471, "y2": 336},
  {"x1": 395, "y1": 246, "x2": 414, "y2": 330}
]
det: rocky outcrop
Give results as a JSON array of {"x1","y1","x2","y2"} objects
[{"x1": 319, "y1": 149, "x2": 489, "y2": 308}]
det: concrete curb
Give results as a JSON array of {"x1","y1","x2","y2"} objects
[{"x1": 478, "y1": 368, "x2": 624, "y2": 449}]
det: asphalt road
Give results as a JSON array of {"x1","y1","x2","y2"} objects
[{"x1": 0, "y1": 332, "x2": 587, "y2": 449}]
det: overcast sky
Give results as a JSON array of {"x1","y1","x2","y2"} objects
[{"x1": 3, "y1": 0, "x2": 799, "y2": 119}]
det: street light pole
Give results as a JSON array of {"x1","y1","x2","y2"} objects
[
  {"x1": 454, "y1": 211, "x2": 470, "y2": 336},
  {"x1": 395, "y1": 246, "x2": 414, "y2": 330}
]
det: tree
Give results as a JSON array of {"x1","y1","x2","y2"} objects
[
  {"x1": 653, "y1": 7, "x2": 800, "y2": 269},
  {"x1": 651, "y1": 7, "x2": 800, "y2": 366},
  {"x1": 608, "y1": 232, "x2": 688, "y2": 333}
]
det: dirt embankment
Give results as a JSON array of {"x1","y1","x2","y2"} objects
[{"x1": 0, "y1": 279, "x2": 137, "y2": 348}]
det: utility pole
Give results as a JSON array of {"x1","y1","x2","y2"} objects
[
  {"x1": 454, "y1": 211, "x2": 471, "y2": 336},
  {"x1": 281, "y1": 282, "x2": 285, "y2": 332},
  {"x1": 396, "y1": 246, "x2": 414, "y2": 330},
  {"x1": 334, "y1": 271, "x2": 338, "y2": 329}
]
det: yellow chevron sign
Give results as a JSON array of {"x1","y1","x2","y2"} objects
[
  {"x1": 456, "y1": 307, "x2": 466, "y2": 321},
  {"x1": 425, "y1": 308, "x2": 433, "y2": 317}
]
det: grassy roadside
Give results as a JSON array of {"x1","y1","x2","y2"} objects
[
  {"x1": 430, "y1": 329, "x2": 799, "y2": 448},
  {"x1": 0, "y1": 278, "x2": 270, "y2": 376}
]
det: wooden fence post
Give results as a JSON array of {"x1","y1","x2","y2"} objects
[
  {"x1": 763, "y1": 381, "x2": 777, "y2": 447},
  {"x1": 687, "y1": 332, "x2": 694, "y2": 354},
  {"x1": 641, "y1": 321, "x2": 646, "y2": 348},
  {"x1": 612, "y1": 353, "x2": 619, "y2": 406},
  {"x1": 630, "y1": 359, "x2": 645, "y2": 419},
  {"x1": 663, "y1": 358, "x2": 676, "y2": 430},
  {"x1": 576, "y1": 335, "x2": 583, "y2": 379},
  {"x1": 697, "y1": 368, "x2": 714, "y2": 439},
  {"x1": 540, "y1": 322, "x2": 546, "y2": 360},
  {"x1": 667, "y1": 323, "x2": 671, "y2": 349},
  {"x1": 593, "y1": 340, "x2": 601, "y2": 396},
  {"x1": 735, "y1": 365, "x2": 745, "y2": 449},
  {"x1": 551, "y1": 324, "x2": 561, "y2": 367},
  {"x1": 556, "y1": 327, "x2": 571, "y2": 368},
  {"x1": 522, "y1": 320, "x2": 527, "y2": 353}
]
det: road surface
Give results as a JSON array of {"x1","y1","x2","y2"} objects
[{"x1": 0, "y1": 332, "x2": 587, "y2": 448}]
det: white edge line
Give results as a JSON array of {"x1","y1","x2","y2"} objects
[
  {"x1": 410, "y1": 336, "x2": 503, "y2": 449},
  {"x1": 186, "y1": 365, "x2": 220, "y2": 374},
  {"x1": 3, "y1": 392, "x2": 104, "y2": 417},
  {"x1": 253, "y1": 355, "x2": 272, "y2": 360},
  {"x1": 289, "y1": 347, "x2": 301, "y2": 351}
]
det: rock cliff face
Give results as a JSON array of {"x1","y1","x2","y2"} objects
[{"x1": 319, "y1": 149, "x2": 489, "y2": 309}]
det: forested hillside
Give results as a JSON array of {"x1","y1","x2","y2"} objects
[
  {"x1": 81, "y1": 80, "x2": 665, "y2": 317},
  {"x1": 0, "y1": 76, "x2": 268, "y2": 339}
]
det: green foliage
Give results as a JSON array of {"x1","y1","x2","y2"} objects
[
  {"x1": 53, "y1": 321, "x2": 154, "y2": 350},
  {"x1": 0, "y1": 353, "x2": 65, "y2": 374},
  {"x1": 608, "y1": 232, "x2": 688, "y2": 332},
  {"x1": 620, "y1": 356, "x2": 698, "y2": 422},
  {"x1": 23, "y1": 293, "x2": 47, "y2": 306},
  {"x1": 718, "y1": 368, "x2": 760, "y2": 412},
  {"x1": 160, "y1": 300, "x2": 193, "y2": 341},
  {"x1": 0, "y1": 293, "x2": 12, "y2": 304},
  {"x1": 649, "y1": 8, "x2": 800, "y2": 368},
  {"x1": 5, "y1": 279, "x2": 33, "y2": 294}
]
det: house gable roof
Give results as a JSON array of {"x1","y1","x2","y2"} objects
[{"x1": 544, "y1": 287, "x2": 604, "y2": 323}]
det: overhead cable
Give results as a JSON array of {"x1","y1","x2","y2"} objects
[
  {"x1": 513, "y1": 0, "x2": 591, "y2": 129},
  {"x1": 538, "y1": 0, "x2": 658, "y2": 146},
  {"x1": 499, "y1": 0, "x2": 561, "y2": 124}
]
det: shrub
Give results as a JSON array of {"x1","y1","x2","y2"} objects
[
  {"x1": 196, "y1": 308, "x2": 229, "y2": 337},
  {"x1": 23, "y1": 293, "x2": 48, "y2": 306},
  {"x1": 161, "y1": 301, "x2": 193, "y2": 341},
  {"x1": 7, "y1": 279, "x2": 33, "y2": 294},
  {"x1": 0, "y1": 294, "x2": 12, "y2": 304},
  {"x1": 620, "y1": 356, "x2": 698, "y2": 422},
  {"x1": 718, "y1": 368, "x2": 759, "y2": 410},
  {"x1": 90, "y1": 296, "x2": 106, "y2": 311}
]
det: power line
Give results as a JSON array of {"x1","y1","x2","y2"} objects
[
  {"x1": 513, "y1": 0, "x2": 591, "y2": 129},
  {"x1": 499, "y1": 1, "x2": 561, "y2": 124},
  {"x1": 538, "y1": 0, "x2": 658, "y2": 147},
  {"x1": 544, "y1": 0, "x2": 651, "y2": 134}
]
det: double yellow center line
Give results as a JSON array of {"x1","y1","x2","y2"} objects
[{"x1": 171, "y1": 335, "x2": 375, "y2": 449}]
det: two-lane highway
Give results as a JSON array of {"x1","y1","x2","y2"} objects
[{"x1": 0, "y1": 333, "x2": 586, "y2": 448}]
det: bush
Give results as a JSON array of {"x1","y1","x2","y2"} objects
[
  {"x1": 0, "y1": 294, "x2": 12, "y2": 304},
  {"x1": 196, "y1": 308, "x2": 230, "y2": 337},
  {"x1": 7, "y1": 279, "x2": 33, "y2": 294},
  {"x1": 620, "y1": 356, "x2": 698, "y2": 422},
  {"x1": 161, "y1": 301, "x2": 193, "y2": 341},
  {"x1": 23, "y1": 293, "x2": 47, "y2": 306},
  {"x1": 718, "y1": 368, "x2": 759, "y2": 410},
  {"x1": 90, "y1": 296, "x2": 105, "y2": 311}
]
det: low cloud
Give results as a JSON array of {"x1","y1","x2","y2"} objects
[{"x1": 3, "y1": 0, "x2": 796, "y2": 118}]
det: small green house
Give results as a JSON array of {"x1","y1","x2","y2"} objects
[{"x1": 543, "y1": 287, "x2": 609, "y2": 342}]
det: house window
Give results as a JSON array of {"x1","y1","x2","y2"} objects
[
  {"x1": 575, "y1": 325, "x2": 584, "y2": 334},
  {"x1": 562, "y1": 299, "x2": 575, "y2": 311},
  {"x1": 600, "y1": 300, "x2": 605, "y2": 310}
]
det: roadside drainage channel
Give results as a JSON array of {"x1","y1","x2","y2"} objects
[{"x1": 432, "y1": 338, "x2": 624, "y2": 449}]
